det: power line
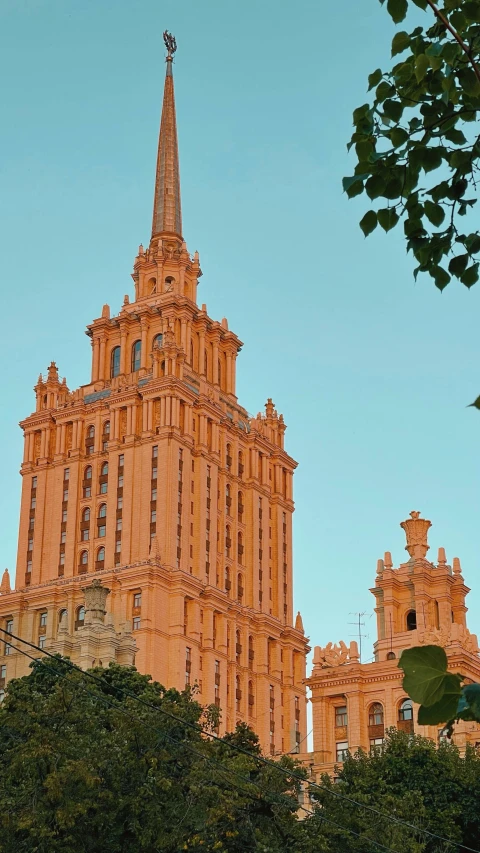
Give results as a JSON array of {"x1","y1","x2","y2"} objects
[
  {"x1": 1, "y1": 626, "x2": 478, "y2": 853},
  {"x1": 1, "y1": 636, "x2": 402, "y2": 853}
]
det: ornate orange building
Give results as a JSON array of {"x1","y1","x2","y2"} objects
[
  {"x1": 0, "y1": 35, "x2": 308, "y2": 754},
  {"x1": 305, "y1": 511, "x2": 480, "y2": 779}
]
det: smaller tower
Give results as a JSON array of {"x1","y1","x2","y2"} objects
[{"x1": 306, "y1": 512, "x2": 480, "y2": 781}]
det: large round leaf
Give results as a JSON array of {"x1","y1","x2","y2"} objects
[{"x1": 399, "y1": 645, "x2": 452, "y2": 706}]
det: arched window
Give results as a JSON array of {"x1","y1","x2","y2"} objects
[
  {"x1": 368, "y1": 703, "x2": 384, "y2": 727},
  {"x1": 165, "y1": 276, "x2": 174, "y2": 292},
  {"x1": 85, "y1": 426, "x2": 95, "y2": 456},
  {"x1": 236, "y1": 674, "x2": 241, "y2": 711},
  {"x1": 218, "y1": 358, "x2": 222, "y2": 387},
  {"x1": 238, "y1": 532, "x2": 244, "y2": 564},
  {"x1": 237, "y1": 573, "x2": 244, "y2": 603},
  {"x1": 190, "y1": 341, "x2": 194, "y2": 366},
  {"x1": 226, "y1": 525, "x2": 231, "y2": 558},
  {"x1": 58, "y1": 608, "x2": 67, "y2": 625},
  {"x1": 98, "y1": 502, "x2": 107, "y2": 521},
  {"x1": 75, "y1": 606, "x2": 85, "y2": 629},
  {"x1": 236, "y1": 629, "x2": 242, "y2": 663},
  {"x1": 226, "y1": 484, "x2": 231, "y2": 515},
  {"x1": 225, "y1": 567, "x2": 231, "y2": 593},
  {"x1": 161, "y1": 360, "x2": 166, "y2": 377},
  {"x1": 78, "y1": 550, "x2": 88, "y2": 573},
  {"x1": 248, "y1": 680, "x2": 254, "y2": 713},
  {"x1": 226, "y1": 444, "x2": 232, "y2": 471},
  {"x1": 100, "y1": 463, "x2": 108, "y2": 494},
  {"x1": 238, "y1": 451, "x2": 244, "y2": 478},
  {"x1": 238, "y1": 491, "x2": 244, "y2": 523},
  {"x1": 111, "y1": 346, "x2": 121, "y2": 378},
  {"x1": 131, "y1": 340, "x2": 141, "y2": 372},
  {"x1": 386, "y1": 651, "x2": 396, "y2": 660},
  {"x1": 248, "y1": 635, "x2": 254, "y2": 663},
  {"x1": 398, "y1": 699, "x2": 413, "y2": 722},
  {"x1": 102, "y1": 421, "x2": 110, "y2": 451},
  {"x1": 96, "y1": 547, "x2": 105, "y2": 569},
  {"x1": 82, "y1": 507, "x2": 90, "y2": 522},
  {"x1": 83, "y1": 465, "x2": 92, "y2": 498},
  {"x1": 153, "y1": 333, "x2": 163, "y2": 350},
  {"x1": 406, "y1": 610, "x2": 417, "y2": 631}
]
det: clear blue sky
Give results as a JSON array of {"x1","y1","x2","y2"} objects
[{"x1": 2, "y1": 0, "x2": 480, "y2": 661}]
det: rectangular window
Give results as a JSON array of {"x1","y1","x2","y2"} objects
[
  {"x1": 32, "y1": 476, "x2": 37, "y2": 488},
  {"x1": 63, "y1": 489, "x2": 69, "y2": 502},
  {"x1": 116, "y1": 518, "x2": 122, "y2": 531},
  {"x1": 100, "y1": 483, "x2": 107, "y2": 494},
  {"x1": 59, "y1": 553, "x2": 65, "y2": 565},
  {"x1": 30, "y1": 497, "x2": 36, "y2": 509},
  {"x1": 151, "y1": 510, "x2": 157, "y2": 523},
  {"x1": 26, "y1": 560, "x2": 32, "y2": 572},
  {"x1": 119, "y1": 454, "x2": 124, "y2": 467},
  {"x1": 151, "y1": 488, "x2": 157, "y2": 501},
  {"x1": 81, "y1": 529, "x2": 89, "y2": 541},
  {"x1": 336, "y1": 742, "x2": 349, "y2": 762},
  {"x1": 61, "y1": 531, "x2": 66, "y2": 544},
  {"x1": 152, "y1": 467, "x2": 158, "y2": 480},
  {"x1": 0, "y1": 665, "x2": 5, "y2": 679},
  {"x1": 40, "y1": 612, "x2": 47, "y2": 627},
  {"x1": 133, "y1": 617, "x2": 141, "y2": 631},
  {"x1": 117, "y1": 496, "x2": 123, "y2": 509},
  {"x1": 370, "y1": 738, "x2": 384, "y2": 753},
  {"x1": 134, "y1": 592, "x2": 142, "y2": 608},
  {"x1": 335, "y1": 706, "x2": 348, "y2": 727},
  {"x1": 62, "y1": 509, "x2": 67, "y2": 522},
  {"x1": 118, "y1": 475, "x2": 124, "y2": 487},
  {"x1": 98, "y1": 525, "x2": 106, "y2": 538},
  {"x1": 152, "y1": 445, "x2": 158, "y2": 459},
  {"x1": 115, "y1": 541, "x2": 121, "y2": 553},
  {"x1": 64, "y1": 468, "x2": 70, "y2": 481},
  {"x1": 39, "y1": 635, "x2": 46, "y2": 650}
]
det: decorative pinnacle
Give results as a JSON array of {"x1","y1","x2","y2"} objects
[
  {"x1": 163, "y1": 30, "x2": 177, "y2": 59},
  {"x1": 400, "y1": 511, "x2": 432, "y2": 559}
]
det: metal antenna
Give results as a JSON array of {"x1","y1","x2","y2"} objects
[{"x1": 349, "y1": 611, "x2": 370, "y2": 662}]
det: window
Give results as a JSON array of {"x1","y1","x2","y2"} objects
[
  {"x1": 85, "y1": 425, "x2": 95, "y2": 455},
  {"x1": 0, "y1": 690, "x2": 4, "y2": 704},
  {"x1": 386, "y1": 651, "x2": 396, "y2": 660},
  {"x1": 398, "y1": 699, "x2": 413, "y2": 721},
  {"x1": 134, "y1": 592, "x2": 142, "y2": 608},
  {"x1": 335, "y1": 705, "x2": 348, "y2": 727},
  {"x1": 238, "y1": 532, "x2": 244, "y2": 563},
  {"x1": 63, "y1": 489, "x2": 69, "y2": 502},
  {"x1": 58, "y1": 609, "x2": 67, "y2": 625},
  {"x1": 237, "y1": 573, "x2": 244, "y2": 603},
  {"x1": 131, "y1": 340, "x2": 141, "y2": 372},
  {"x1": 119, "y1": 454, "x2": 124, "y2": 467},
  {"x1": 80, "y1": 550, "x2": 88, "y2": 565},
  {"x1": 39, "y1": 635, "x2": 46, "y2": 650},
  {"x1": 406, "y1": 610, "x2": 417, "y2": 631},
  {"x1": 32, "y1": 476, "x2": 37, "y2": 489},
  {"x1": 133, "y1": 617, "x2": 141, "y2": 631},
  {"x1": 64, "y1": 468, "x2": 70, "y2": 481},
  {"x1": 98, "y1": 504, "x2": 107, "y2": 518},
  {"x1": 5, "y1": 619, "x2": 13, "y2": 655},
  {"x1": 368, "y1": 703, "x2": 384, "y2": 727},
  {"x1": 336, "y1": 742, "x2": 349, "y2": 762},
  {"x1": 370, "y1": 738, "x2": 384, "y2": 752},
  {"x1": 153, "y1": 333, "x2": 163, "y2": 349},
  {"x1": 98, "y1": 525, "x2": 106, "y2": 538},
  {"x1": 30, "y1": 496, "x2": 36, "y2": 509},
  {"x1": 116, "y1": 518, "x2": 122, "y2": 531},
  {"x1": 117, "y1": 496, "x2": 123, "y2": 510},
  {"x1": 40, "y1": 612, "x2": 47, "y2": 628},
  {"x1": 103, "y1": 421, "x2": 110, "y2": 436},
  {"x1": 76, "y1": 606, "x2": 85, "y2": 628},
  {"x1": 96, "y1": 547, "x2": 105, "y2": 565},
  {"x1": 83, "y1": 465, "x2": 92, "y2": 498},
  {"x1": 111, "y1": 346, "x2": 121, "y2": 378},
  {"x1": 82, "y1": 507, "x2": 90, "y2": 522},
  {"x1": 81, "y1": 528, "x2": 89, "y2": 541},
  {"x1": 0, "y1": 665, "x2": 6, "y2": 680}
]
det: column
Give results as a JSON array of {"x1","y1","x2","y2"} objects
[
  {"x1": 112, "y1": 409, "x2": 120, "y2": 441},
  {"x1": 40, "y1": 429, "x2": 46, "y2": 459},
  {"x1": 99, "y1": 336, "x2": 107, "y2": 380},
  {"x1": 120, "y1": 326, "x2": 127, "y2": 375},
  {"x1": 160, "y1": 397, "x2": 166, "y2": 427},
  {"x1": 55, "y1": 424, "x2": 62, "y2": 455},
  {"x1": 60, "y1": 423, "x2": 66, "y2": 454},
  {"x1": 147, "y1": 400, "x2": 153, "y2": 431},
  {"x1": 226, "y1": 353, "x2": 232, "y2": 394},
  {"x1": 140, "y1": 320, "x2": 148, "y2": 370},
  {"x1": 92, "y1": 337, "x2": 100, "y2": 382},
  {"x1": 199, "y1": 331, "x2": 206, "y2": 376},
  {"x1": 142, "y1": 401, "x2": 148, "y2": 432},
  {"x1": 126, "y1": 405, "x2": 132, "y2": 436},
  {"x1": 213, "y1": 341, "x2": 219, "y2": 386}
]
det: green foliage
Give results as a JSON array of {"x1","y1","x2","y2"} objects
[
  {"x1": 344, "y1": 0, "x2": 480, "y2": 289},
  {"x1": 0, "y1": 657, "x2": 306, "y2": 853},
  {"x1": 399, "y1": 644, "x2": 480, "y2": 730},
  {"x1": 304, "y1": 730, "x2": 480, "y2": 853}
]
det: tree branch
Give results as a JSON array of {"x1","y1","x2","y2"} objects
[{"x1": 425, "y1": 0, "x2": 480, "y2": 84}]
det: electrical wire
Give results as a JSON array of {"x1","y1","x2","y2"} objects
[
  {"x1": 1, "y1": 626, "x2": 477, "y2": 853},
  {"x1": 0, "y1": 636, "x2": 403, "y2": 853}
]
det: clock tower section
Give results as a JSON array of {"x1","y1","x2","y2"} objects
[{"x1": 8, "y1": 35, "x2": 308, "y2": 754}]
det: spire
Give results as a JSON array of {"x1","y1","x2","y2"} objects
[{"x1": 151, "y1": 31, "x2": 182, "y2": 241}]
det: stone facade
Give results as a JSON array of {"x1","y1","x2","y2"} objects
[
  {"x1": 305, "y1": 512, "x2": 480, "y2": 779},
  {"x1": 0, "y1": 41, "x2": 308, "y2": 755}
]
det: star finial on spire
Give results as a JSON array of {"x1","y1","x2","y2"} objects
[{"x1": 163, "y1": 31, "x2": 177, "y2": 58}]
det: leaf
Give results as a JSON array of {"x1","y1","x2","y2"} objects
[
  {"x1": 356, "y1": 140, "x2": 374, "y2": 161},
  {"x1": 422, "y1": 147, "x2": 443, "y2": 172},
  {"x1": 376, "y1": 81, "x2": 395, "y2": 102},
  {"x1": 399, "y1": 645, "x2": 451, "y2": 706},
  {"x1": 461, "y1": 263, "x2": 479, "y2": 287},
  {"x1": 464, "y1": 1, "x2": 480, "y2": 22},
  {"x1": 383, "y1": 99, "x2": 404, "y2": 123},
  {"x1": 415, "y1": 54, "x2": 429, "y2": 82},
  {"x1": 424, "y1": 201, "x2": 445, "y2": 227},
  {"x1": 366, "y1": 174, "x2": 386, "y2": 199},
  {"x1": 377, "y1": 207, "x2": 400, "y2": 231},
  {"x1": 432, "y1": 265, "x2": 451, "y2": 290},
  {"x1": 411, "y1": 0, "x2": 427, "y2": 7},
  {"x1": 448, "y1": 253, "x2": 469, "y2": 276},
  {"x1": 368, "y1": 68, "x2": 383, "y2": 90},
  {"x1": 353, "y1": 103, "x2": 371, "y2": 124},
  {"x1": 387, "y1": 0, "x2": 408, "y2": 23},
  {"x1": 342, "y1": 175, "x2": 364, "y2": 193},
  {"x1": 457, "y1": 684, "x2": 480, "y2": 721},
  {"x1": 417, "y1": 674, "x2": 463, "y2": 725},
  {"x1": 359, "y1": 210, "x2": 378, "y2": 236},
  {"x1": 390, "y1": 127, "x2": 409, "y2": 147},
  {"x1": 391, "y1": 30, "x2": 411, "y2": 56},
  {"x1": 469, "y1": 395, "x2": 480, "y2": 409}
]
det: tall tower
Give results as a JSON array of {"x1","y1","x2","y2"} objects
[
  {"x1": 2, "y1": 34, "x2": 308, "y2": 754},
  {"x1": 306, "y1": 512, "x2": 480, "y2": 779}
]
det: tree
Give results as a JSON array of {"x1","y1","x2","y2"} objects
[
  {"x1": 344, "y1": 0, "x2": 480, "y2": 292},
  {"x1": 303, "y1": 729, "x2": 480, "y2": 853},
  {"x1": 0, "y1": 657, "x2": 305, "y2": 853}
]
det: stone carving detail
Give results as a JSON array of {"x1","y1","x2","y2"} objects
[
  {"x1": 65, "y1": 423, "x2": 73, "y2": 451},
  {"x1": 119, "y1": 408, "x2": 127, "y2": 438},
  {"x1": 400, "y1": 510, "x2": 432, "y2": 559},
  {"x1": 420, "y1": 624, "x2": 479, "y2": 654},
  {"x1": 313, "y1": 640, "x2": 360, "y2": 669},
  {"x1": 34, "y1": 431, "x2": 41, "y2": 459},
  {"x1": 84, "y1": 579, "x2": 110, "y2": 624}
]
